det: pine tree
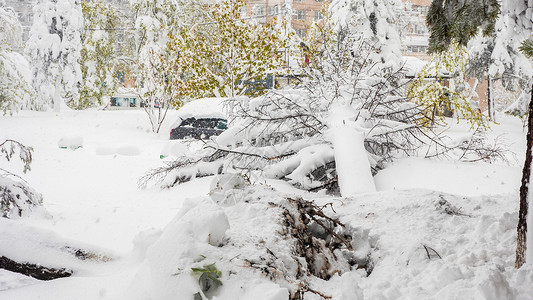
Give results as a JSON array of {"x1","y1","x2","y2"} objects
[
  {"x1": 516, "y1": 38, "x2": 533, "y2": 269},
  {"x1": 467, "y1": 13, "x2": 532, "y2": 120},
  {"x1": 426, "y1": 0, "x2": 500, "y2": 54},
  {"x1": 26, "y1": 0, "x2": 83, "y2": 111}
]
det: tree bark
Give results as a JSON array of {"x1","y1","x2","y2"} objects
[
  {"x1": 0, "y1": 256, "x2": 72, "y2": 281},
  {"x1": 487, "y1": 75, "x2": 494, "y2": 121},
  {"x1": 516, "y1": 82, "x2": 533, "y2": 269}
]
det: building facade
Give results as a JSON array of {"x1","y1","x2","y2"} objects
[{"x1": 244, "y1": 0, "x2": 325, "y2": 38}]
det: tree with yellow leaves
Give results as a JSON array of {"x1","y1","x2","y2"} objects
[
  {"x1": 407, "y1": 43, "x2": 488, "y2": 129},
  {"x1": 167, "y1": 0, "x2": 288, "y2": 100}
]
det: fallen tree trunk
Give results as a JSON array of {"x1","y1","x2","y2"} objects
[{"x1": 0, "y1": 256, "x2": 72, "y2": 281}]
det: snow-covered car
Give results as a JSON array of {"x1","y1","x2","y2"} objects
[{"x1": 170, "y1": 98, "x2": 228, "y2": 140}]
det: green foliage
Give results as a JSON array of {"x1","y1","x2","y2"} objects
[
  {"x1": 191, "y1": 263, "x2": 222, "y2": 299},
  {"x1": 427, "y1": 0, "x2": 500, "y2": 53},
  {"x1": 191, "y1": 263, "x2": 223, "y2": 286},
  {"x1": 519, "y1": 38, "x2": 533, "y2": 58},
  {"x1": 408, "y1": 43, "x2": 488, "y2": 128},
  {"x1": 166, "y1": 0, "x2": 287, "y2": 100}
]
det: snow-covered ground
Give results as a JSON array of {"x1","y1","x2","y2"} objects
[{"x1": 0, "y1": 110, "x2": 532, "y2": 299}]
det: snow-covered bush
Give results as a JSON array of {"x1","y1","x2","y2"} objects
[
  {"x1": 0, "y1": 176, "x2": 45, "y2": 219},
  {"x1": 0, "y1": 139, "x2": 47, "y2": 219}
]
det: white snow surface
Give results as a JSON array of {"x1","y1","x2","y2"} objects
[
  {"x1": 169, "y1": 97, "x2": 228, "y2": 129},
  {"x1": 0, "y1": 110, "x2": 532, "y2": 299}
]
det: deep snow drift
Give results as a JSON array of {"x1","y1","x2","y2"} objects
[{"x1": 0, "y1": 109, "x2": 532, "y2": 299}]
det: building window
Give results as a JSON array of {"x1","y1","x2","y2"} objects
[
  {"x1": 269, "y1": 5, "x2": 279, "y2": 16},
  {"x1": 294, "y1": 10, "x2": 306, "y2": 20},
  {"x1": 314, "y1": 11, "x2": 323, "y2": 21},
  {"x1": 295, "y1": 28, "x2": 306, "y2": 38},
  {"x1": 253, "y1": 5, "x2": 266, "y2": 17}
]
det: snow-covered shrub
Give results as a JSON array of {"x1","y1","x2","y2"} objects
[
  {"x1": 0, "y1": 176, "x2": 45, "y2": 219},
  {"x1": 0, "y1": 139, "x2": 46, "y2": 219}
]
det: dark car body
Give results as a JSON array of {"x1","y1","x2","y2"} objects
[{"x1": 170, "y1": 117, "x2": 228, "y2": 140}]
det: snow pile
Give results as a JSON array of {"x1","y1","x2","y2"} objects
[
  {"x1": 160, "y1": 141, "x2": 188, "y2": 158},
  {"x1": 58, "y1": 135, "x2": 84, "y2": 150},
  {"x1": 123, "y1": 183, "x2": 533, "y2": 299},
  {"x1": 336, "y1": 190, "x2": 532, "y2": 299},
  {"x1": 125, "y1": 180, "x2": 374, "y2": 300}
]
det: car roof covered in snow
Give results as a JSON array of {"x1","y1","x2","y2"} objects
[{"x1": 172, "y1": 98, "x2": 228, "y2": 128}]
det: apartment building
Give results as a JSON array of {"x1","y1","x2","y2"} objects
[{"x1": 401, "y1": 0, "x2": 431, "y2": 59}]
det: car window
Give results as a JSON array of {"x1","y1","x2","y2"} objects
[
  {"x1": 193, "y1": 118, "x2": 218, "y2": 129},
  {"x1": 180, "y1": 118, "x2": 196, "y2": 127}
]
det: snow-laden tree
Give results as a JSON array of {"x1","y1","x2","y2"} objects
[
  {"x1": 499, "y1": 0, "x2": 533, "y2": 270},
  {"x1": 467, "y1": 13, "x2": 532, "y2": 120},
  {"x1": 26, "y1": 0, "x2": 83, "y2": 111},
  {"x1": 426, "y1": 0, "x2": 500, "y2": 54},
  {"x1": 78, "y1": 0, "x2": 121, "y2": 109},
  {"x1": 140, "y1": 10, "x2": 502, "y2": 197},
  {"x1": 0, "y1": 4, "x2": 35, "y2": 114},
  {"x1": 426, "y1": 0, "x2": 533, "y2": 269},
  {"x1": 131, "y1": 0, "x2": 208, "y2": 132},
  {"x1": 329, "y1": 0, "x2": 404, "y2": 74},
  {"x1": 133, "y1": 0, "x2": 287, "y2": 132}
]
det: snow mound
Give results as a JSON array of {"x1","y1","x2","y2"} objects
[
  {"x1": 0, "y1": 217, "x2": 113, "y2": 272},
  {"x1": 94, "y1": 145, "x2": 141, "y2": 156},
  {"x1": 128, "y1": 185, "x2": 370, "y2": 299},
  {"x1": 335, "y1": 189, "x2": 530, "y2": 299},
  {"x1": 58, "y1": 135, "x2": 83, "y2": 150}
]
